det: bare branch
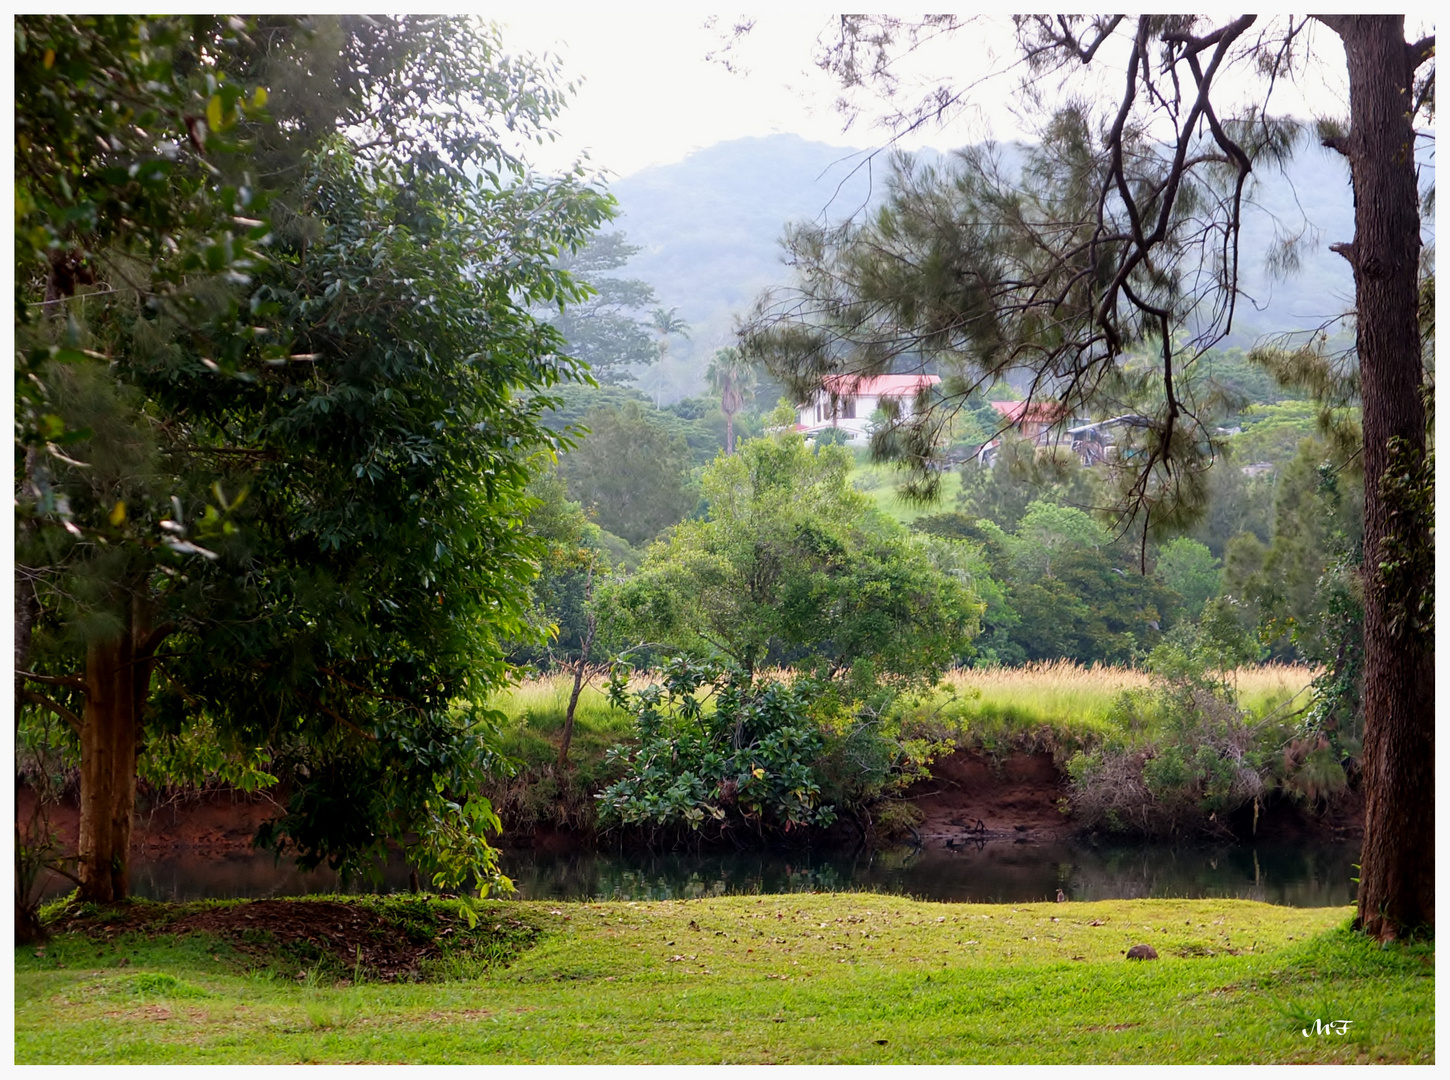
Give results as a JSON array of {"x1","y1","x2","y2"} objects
[
  {"x1": 17, "y1": 669, "x2": 88, "y2": 693},
  {"x1": 1407, "y1": 34, "x2": 1435, "y2": 69}
]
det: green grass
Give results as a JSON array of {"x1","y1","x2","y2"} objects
[
  {"x1": 15, "y1": 894, "x2": 1432, "y2": 1064},
  {"x1": 851, "y1": 461, "x2": 964, "y2": 525},
  {"x1": 487, "y1": 677, "x2": 632, "y2": 771}
]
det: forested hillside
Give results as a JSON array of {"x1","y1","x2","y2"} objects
[{"x1": 605, "y1": 133, "x2": 1364, "y2": 402}]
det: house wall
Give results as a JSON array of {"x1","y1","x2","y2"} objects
[{"x1": 796, "y1": 392, "x2": 899, "y2": 442}]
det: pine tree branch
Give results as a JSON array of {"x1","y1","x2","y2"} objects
[{"x1": 20, "y1": 689, "x2": 83, "y2": 734}]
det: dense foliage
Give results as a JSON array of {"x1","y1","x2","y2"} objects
[
  {"x1": 558, "y1": 400, "x2": 699, "y2": 547},
  {"x1": 14, "y1": 15, "x2": 612, "y2": 908},
  {"x1": 601, "y1": 435, "x2": 982, "y2": 682},
  {"x1": 595, "y1": 657, "x2": 943, "y2": 845}
]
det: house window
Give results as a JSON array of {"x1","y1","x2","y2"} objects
[
  {"x1": 840, "y1": 396, "x2": 856, "y2": 420},
  {"x1": 815, "y1": 403, "x2": 822, "y2": 422}
]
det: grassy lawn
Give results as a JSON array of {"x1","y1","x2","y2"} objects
[
  {"x1": 851, "y1": 461, "x2": 964, "y2": 525},
  {"x1": 15, "y1": 894, "x2": 1432, "y2": 1064}
]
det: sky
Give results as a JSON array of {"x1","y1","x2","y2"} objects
[
  {"x1": 491, "y1": 11, "x2": 1381, "y2": 180},
  {"x1": 493, "y1": 11, "x2": 1027, "y2": 177}
]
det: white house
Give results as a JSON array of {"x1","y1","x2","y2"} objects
[{"x1": 795, "y1": 373, "x2": 941, "y2": 446}]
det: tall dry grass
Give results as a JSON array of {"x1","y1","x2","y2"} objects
[
  {"x1": 488, "y1": 661, "x2": 1320, "y2": 772},
  {"x1": 890, "y1": 661, "x2": 1319, "y2": 753}
]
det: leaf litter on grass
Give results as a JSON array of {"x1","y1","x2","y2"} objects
[{"x1": 42, "y1": 894, "x2": 548, "y2": 983}]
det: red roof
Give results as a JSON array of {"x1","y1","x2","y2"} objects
[
  {"x1": 990, "y1": 400, "x2": 1066, "y2": 423},
  {"x1": 820, "y1": 373, "x2": 940, "y2": 398}
]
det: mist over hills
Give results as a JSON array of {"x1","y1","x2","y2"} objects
[{"x1": 605, "y1": 133, "x2": 1370, "y2": 403}]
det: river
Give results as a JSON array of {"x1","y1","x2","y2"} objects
[{"x1": 35, "y1": 835, "x2": 1359, "y2": 908}]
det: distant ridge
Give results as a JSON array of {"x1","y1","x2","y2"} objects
[{"x1": 606, "y1": 133, "x2": 1370, "y2": 403}]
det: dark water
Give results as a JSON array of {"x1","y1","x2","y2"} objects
[{"x1": 35, "y1": 836, "x2": 1359, "y2": 908}]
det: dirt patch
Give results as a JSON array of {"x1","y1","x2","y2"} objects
[
  {"x1": 906, "y1": 749, "x2": 1071, "y2": 844},
  {"x1": 46, "y1": 896, "x2": 544, "y2": 983}
]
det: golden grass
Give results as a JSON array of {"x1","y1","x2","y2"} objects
[
  {"x1": 893, "y1": 662, "x2": 1320, "y2": 749},
  {"x1": 491, "y1": 662, "x2": 1320, "y2": 760}
]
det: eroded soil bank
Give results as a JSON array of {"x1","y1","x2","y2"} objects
[{"x1": 20, "y1": 749, "x2": 1363, "y2": 863}]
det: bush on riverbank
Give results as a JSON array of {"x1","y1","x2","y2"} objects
[
  {"x1": 483, "y1": 658, "x2": 1338, "y2": 844},
  {"x1": 594, "y1": 658, "x2": 946, "y2": 846},
  {"x1": 1061, "y1": 633, "x2": 1328, "y2": 838}
]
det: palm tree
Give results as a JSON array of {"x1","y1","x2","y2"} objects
[
  {"x1": 706, "y1": 346, "x2": 756, "y2": 455},
  {"x1": 649, "y1": 306, "x2": 690, "y2": 407}
]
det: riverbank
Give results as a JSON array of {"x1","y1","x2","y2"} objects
[
  {"x1": 20, "y1": 742, "x2": 1363, "y2": 863},
  {"x1": 15, "y1": 893, "x2": 1432, "y2": 1063}
]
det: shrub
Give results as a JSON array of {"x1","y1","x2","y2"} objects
[
  {"x1": 596, "y1": 657, "x2": 835, "y2": 842},
  {"x1": 594, "y1": 657, "x2": 948, "y2": 846},
  {"x1": 1065, "y1": 628, "x2": 1269, "y2": 837}
]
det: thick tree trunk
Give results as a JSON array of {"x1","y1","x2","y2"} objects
[
  {"x1": 76, "y1": 596, "x2": 162, "y2": 904},
  {"x1": 1326, "y1": 15, "x2": 1434, "y2": 938}
]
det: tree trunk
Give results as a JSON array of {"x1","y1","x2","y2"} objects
[
  {"x1": 76, "y1": 596, "x2": 163, "y2": 904},
  {"x1": 558, "y1": 568, "x2": 597, "y2": 768},
  {"x1": 1325, "y1": 15, "x2": 1434, "y2": 938}
]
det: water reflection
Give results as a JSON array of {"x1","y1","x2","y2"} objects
[
  {"x1": 36, "y1": 836, "x2": 1359, "y2": 908},
  {"x1": 504, "y1": 839, "x2": 1359, "y2": 908}
]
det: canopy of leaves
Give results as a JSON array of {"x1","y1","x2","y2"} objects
[
  {"x1": 15, "y1": 15, "x2": 614, "y2": 887},
  {"x1": 600, "y1": 434, "x2": 982, "y2": 682},
  {"x1": 1154, "y1": 537, "x2": 1222, "y2": 622},
  {"x1": 559, "y1": 400, "x2": 699, "y2": 546}
]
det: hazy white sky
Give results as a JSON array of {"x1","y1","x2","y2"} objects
[
  {"x1": 494, "y1": 10, "x2": 1017, "y2": 177},
  {"x1": 492, "y1": 11, "x2": 1382, "y2": 180}
]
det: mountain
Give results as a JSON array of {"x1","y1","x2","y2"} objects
[{"x1": 605, "y1": 133, "x2": 1381, "y2": 403}]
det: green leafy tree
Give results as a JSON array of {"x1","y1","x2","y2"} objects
[
  {"x1": 546, "y1": 232, "x2": 659, "y2": 385},
  {"x1": 543, "y1": 384, "x2": 724, "y2": 466},
  {"x1": 559, "y1": 401, "x2": 698, "y2": 546},
  {"x1": 911, "y1": 513, "x2": 1023, "y2": 666},
  {"x1": 1008, "y1": 500, "x2": 1108, "y2": 580},
  {"x1": 1243, "y1": 438, "x2": 1365, "y2": 661},
  {"x1": 957, "y1": 440, "x2": 1103, "y2": 533},
  {"x1": 1009, "y1": 547, "x2": 1173, "y2": 665},
  {"x1": 599, "y1": 434, "x2": 981, "y2": 683},
  {"x1": 1155, "y1": 537, "x2": 1222, "y2": 622},
  {"x1": 14, "y1": 16, "x2": 611, "y2": 910},
  {"x1": 1186, "y1": 460, "x2": 1274, "y2": 558},
  {"x1": 1231, "y1": 401, "x2": 1329, "y2": 468}
]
